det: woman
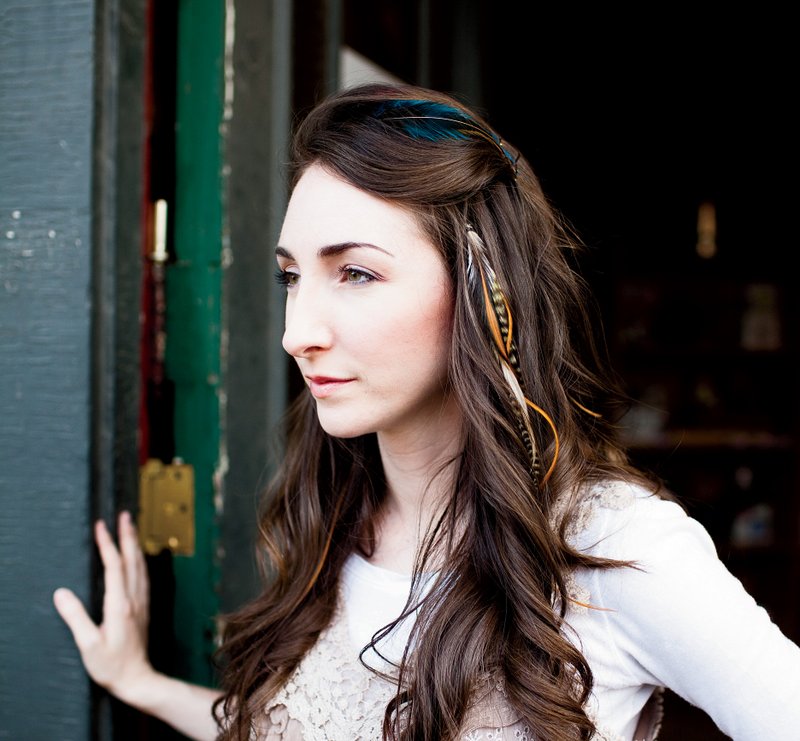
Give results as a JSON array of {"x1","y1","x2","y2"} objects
[{"x1": 54, "y1": 83, "x2": 800, "y2": 740}]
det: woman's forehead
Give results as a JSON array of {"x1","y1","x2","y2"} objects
[{"x1": 279, "y1": 165, "x2": 434, "y2": 258}]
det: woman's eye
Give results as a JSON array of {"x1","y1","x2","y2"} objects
[
  {"x1": 274, "y1": 269, "x2": 299, "y2": 289},
  {"x1": 340, "y1": 266, "x2": 376, "y2": 285}
]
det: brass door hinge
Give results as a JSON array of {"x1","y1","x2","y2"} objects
[{"x1": 138, "y1": 458, "x2": 195, "y2": 556}]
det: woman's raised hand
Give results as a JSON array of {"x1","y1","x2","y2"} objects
[
  {"x1": 53, "y1": 510, "x2": 156, "y2": 705},
  {"x1": 54, "y1": 512, "x2": 223, "y2": 740}
]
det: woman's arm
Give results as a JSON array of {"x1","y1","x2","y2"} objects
[
  {"x1": 581, "y1": 490, "x2": 800, "y2": 740},
  {"x1": 53, "y1": 511, "x2": 222, "y2": 741}
]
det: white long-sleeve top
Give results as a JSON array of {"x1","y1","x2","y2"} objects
[
  {"x1": 257, "y1": 480, "x2": 800, "y2": 740},
  {"x1": 562, "y1": 480, "x2": 800, "y2": 739}
]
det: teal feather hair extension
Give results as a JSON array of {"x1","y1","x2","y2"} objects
[
  {"x1": 375, "y1": 98, "x2": 518, "y2": 174},
  {"x1": 375, "y1": 99, "x2": 474, "y2": 141}
]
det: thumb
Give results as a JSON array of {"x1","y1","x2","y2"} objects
[{"x1": 53, "y1": 587, "x2": 101, "y2": 652}]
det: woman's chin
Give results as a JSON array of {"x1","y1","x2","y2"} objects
[{"x1": 315, "y1": 414, "x2": 374, "y2": 440}]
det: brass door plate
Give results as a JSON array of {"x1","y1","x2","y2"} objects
[{"x1": 138, "y1": 458, "x2": 195, "y2": 556}]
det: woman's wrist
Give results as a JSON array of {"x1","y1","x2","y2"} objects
[{"x1": 107, "y1": 660, "x2": 164, "y2": 711}]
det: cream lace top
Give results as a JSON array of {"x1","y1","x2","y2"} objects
[
  {"x1": 251, "y1": 480, "x2": 800, "y2": 740},
  {"x1": 252, "y1": 595, "x2": 531, "y2": 741},
  {"x1": 253, "y1": 562, "x2": 548, "y2": 741}
]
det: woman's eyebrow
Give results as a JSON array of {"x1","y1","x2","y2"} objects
[{"x1": 275, "y1": 242, "x2": 394, "y2": 260}]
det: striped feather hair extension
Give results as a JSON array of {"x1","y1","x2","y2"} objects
[{"x1": 466, "y1": 225, "x2": 559, "y2": 486}]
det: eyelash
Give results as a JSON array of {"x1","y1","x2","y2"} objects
[
  {"x1": 337, "y1": 266, "x2": 377, "y2": 285},
  {"x1": 274, "y1": 269, "x2": 299, "y2": 288},
  {"x1": 273, "y1": 266, "x2": 378, "y2": 289}
]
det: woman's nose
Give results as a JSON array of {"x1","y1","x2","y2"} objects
[{"x1": 281, "y1": 287, "x2": 333, "y2": 358}]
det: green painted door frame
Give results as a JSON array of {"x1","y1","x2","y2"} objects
[
  {"x1": 166, "y1": 0, "x2": 226, "y2": 686},
  {"x1": 162, "y1": 0, "x2": 297, "y2": 691}
]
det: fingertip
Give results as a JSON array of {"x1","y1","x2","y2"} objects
[
  {"x1": 52, "y1": 589, "x2": 96, "y2": 644},
  {"x1": 120, "y1": 510, "x2": 135, "y2": 530},
  {"x1": 93, "y1": 519, "x2": 117, "y2": 556},
  {"x1": 53, "y1": 587, "x2": 73, "y2": 609}
]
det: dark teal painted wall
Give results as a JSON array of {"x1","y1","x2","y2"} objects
[{"x1": 0, "y1": 2, "x2": 96, "y2": 738}]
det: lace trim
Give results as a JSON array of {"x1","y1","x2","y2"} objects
[
  {"x1": 551, "y1": 480, "x2": 636, "y2": 543},
  {"x1": 549, "y1": 481, "x2": 638, "y2": 618},
  {"x1": 564, "y1": 571, "x2": 592, "y2": 615},
  {"x1": 461, "y1": 674, "x2": 524, "y2": 732},
  {"x1": 258, "y1": 604, "x2": 395, "y2": 740}
]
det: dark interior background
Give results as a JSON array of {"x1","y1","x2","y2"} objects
[
  {"x1": 484, "y1": 10, "x2": 792, "y2": 275},
  {"x1": 346, "y1": 3, "x2": 794, "y2": 273}
]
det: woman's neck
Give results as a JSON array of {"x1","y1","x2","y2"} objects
[{"x1": 371, "y1": 399, "x2": 463, "y2": 573}]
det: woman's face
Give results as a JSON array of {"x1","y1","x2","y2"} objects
[{"x1": 277, "y1": 164, "x2": 454, "y2": 440}]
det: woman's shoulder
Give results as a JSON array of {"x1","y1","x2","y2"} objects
[{"x1": 555, "y1": 478, "x2": 710, "y2": 561}]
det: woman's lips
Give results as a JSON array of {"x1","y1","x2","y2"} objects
[{"x1": 307, "y1": 376, "x2": 355, "y2": 399}]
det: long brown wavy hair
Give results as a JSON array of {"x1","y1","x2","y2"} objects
[{"x1": 213, "y1": 83, "x2": 661, "y2": 740}]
